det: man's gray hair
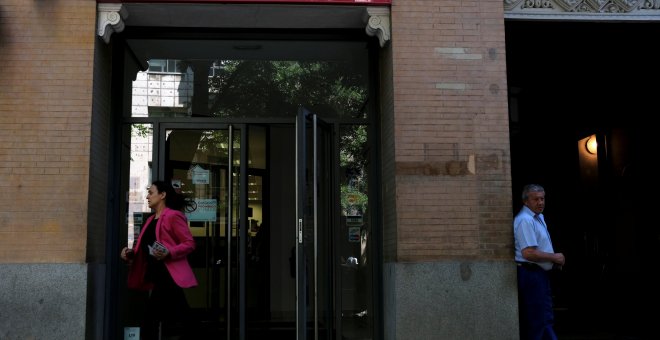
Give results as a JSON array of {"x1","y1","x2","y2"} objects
[{"x1": 522, "y1": 184, "x2": 545, "y2": 201}]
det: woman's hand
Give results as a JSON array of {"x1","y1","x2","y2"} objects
[
  {"x1": 120, "y1": 247, "x2": 134, "y2": 263},
  {"x1": 152, "y1": 247, "x2": 169, "y2": 261}
]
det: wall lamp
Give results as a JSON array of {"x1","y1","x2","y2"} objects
[{"x1": 585, "y1": 135, "x2": 597, "y2": 154}]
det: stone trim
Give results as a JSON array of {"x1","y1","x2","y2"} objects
[
  {"x1": 504, "y1": 0, "x2": 660, "y2": 20},
  {"x1": 364, "y1": 7, "x2": 391, "y2": 47},
  {"x1": 97, "y1": 3, "x2": 128, "y2": 44},
  {"x1": 97, "y1": 4, "x2": 390, "y2": 47}
]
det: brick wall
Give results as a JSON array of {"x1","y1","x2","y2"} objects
[
  {"x1": 389, "y1": 0, "x2": 512, "y2": 262},
  {"x1": 0, "y1": 0, "x2": 96, "y2": 262}
]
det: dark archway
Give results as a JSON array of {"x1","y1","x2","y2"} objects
[{"x1": 506, "y1": 21, "x2": 660, "y2": 339}]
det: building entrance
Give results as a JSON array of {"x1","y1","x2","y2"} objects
[
  {"x1": 118, "y1": 37, "x2": 376, "y2": 339},
  {"x1": 137, "y1": 109, "x2": 329, "y2": 339}
]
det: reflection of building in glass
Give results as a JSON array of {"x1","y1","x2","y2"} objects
[
  {"x1": 132, "y1": 59, "x2": 194, "y2": 118},
  {"x1": 127, "y1": 59, "x2": 194, "y2": 246},
  {"x1": 127, "y1": 128, "x2": 152, "y2": 247}
]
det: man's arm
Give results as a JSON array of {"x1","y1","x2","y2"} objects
[{"x1": 522, "y1": 247, "x2": 565, "y2": 267}]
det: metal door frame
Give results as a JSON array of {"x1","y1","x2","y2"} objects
[
  {"x1": 296, "y1": 107, "x2": 334, "y2": 340},
  {"x1": 156, "y1": 122, "x2": 249, "y2": 340},
  {"x1": 155, "y1": 117, "x2": 336, "y2": 340}
]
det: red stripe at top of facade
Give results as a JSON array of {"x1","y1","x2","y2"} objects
[{"x1": 97, "y1": 0, "x2": 391, "y2": 5}]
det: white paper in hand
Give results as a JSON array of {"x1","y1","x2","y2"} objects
[{"x1": 149, "y1": 241, "x2": 168, "y2": 256}]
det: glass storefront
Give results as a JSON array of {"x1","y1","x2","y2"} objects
[{"x1": 120, "y1": 38, "x2": 376, "y2": 340}]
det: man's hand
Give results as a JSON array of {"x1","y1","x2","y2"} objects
[{"x1": 553, "y1": 252, "x2": 565, "y2": 268}]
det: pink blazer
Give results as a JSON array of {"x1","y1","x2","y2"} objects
[{"x1": 127, "y1": 207, "x2": 198, "y2": 290}]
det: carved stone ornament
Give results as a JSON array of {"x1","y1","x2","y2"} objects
[
  {"x1": 364, "y1": 7, "x2": 391, "y2": 48},
  {"x1": 505, "y1": 0, "x2": 660, "y2": 17},
  {"x1": 97, "y1": 4, "x2": 128, "y2": 44}
]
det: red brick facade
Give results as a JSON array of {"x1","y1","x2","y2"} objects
[
  {"x1": 387, "y1": 0, "x2": 512, "y2": 262},
  {"x1": 0, "y1": 0, "x2": 96, "y2": 263}
]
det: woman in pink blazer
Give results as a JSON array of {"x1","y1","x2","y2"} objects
[{"x1": 120, "y1": 180, "x2": 197, "y2": 340}]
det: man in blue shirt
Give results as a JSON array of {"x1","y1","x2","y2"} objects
[{"x1": 514, "y1": 184, "x2": 565, "y2": 340}]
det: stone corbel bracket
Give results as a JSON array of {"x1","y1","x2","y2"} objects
[
  {"x1": 364, "y1": 7, "x2": 391, "y2": 48},
  {"x1": 98, "y1": 4, "x2": 128, "y2": 44}
]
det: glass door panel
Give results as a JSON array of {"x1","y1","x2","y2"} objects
[
  {"x1": 145, "y1": 120, "x2": 336, "y2": 340},
  {"x1": 159, "y1": 125, "x2": 282, "y2": 340},
  {"x1": 338, "y1": 125, "x2": 373, "y2": 340},
  {"x1": 296, "y1": 107, "x2": 333, "y2": 340},
  {"x1": 161, "y1": 126, "x2": 240, "y2": 339}
]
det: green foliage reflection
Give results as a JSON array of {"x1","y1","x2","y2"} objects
[
  {"x1": 340, "y1": 125, "x2": 368, "y2": 215},
  {"x1": 203, "y1": 60, "x2": 367, "y2": 118}
]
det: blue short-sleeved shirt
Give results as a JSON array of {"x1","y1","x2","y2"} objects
[{"x1": 514, "y1": 205, "x2": 555, "y2": 271}]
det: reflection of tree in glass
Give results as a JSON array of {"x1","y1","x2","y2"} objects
[
  {"x1": 194, "y1": 130, "x2": 233, "y2": 157},
  {"x1": 340, "y1": 125, "x2": 368, "y2": 215},
  {"x1": 132, "y1": 124, "x2": 152, "y2": 138},
  {"x1": 204, "y1": 60, "x2": 367, "y2": 118}
]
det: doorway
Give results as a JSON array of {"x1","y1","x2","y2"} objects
[
  {"x1": 506, "y1": 21, "x2": 660, "y2": 338},
  {"x1": 120, "y1": 121, "x2": 375, "y2": 340},
  {"x1": 125, "y1": 112, "x2": 332, "y2": 339},
  {"x1": 117, "y1": 36, "x2": 377, "y2": 339}
]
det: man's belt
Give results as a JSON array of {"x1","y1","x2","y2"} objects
[{"x1": 516, "y1": 261, "x2": 543, "y2": 271}]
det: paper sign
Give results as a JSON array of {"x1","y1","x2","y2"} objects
[
  {"x1": 124, "y1": 327, "x2": 139, "y2": 339},
  {"x1": 191, "y1": 165, "x2": 209, "y2": 184},
  {"x1": 186, "y1": 198, "x2": 217, "y2": 221}
]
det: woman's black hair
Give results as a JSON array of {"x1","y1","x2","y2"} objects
[{"x1": 151, "y1": 180, "x2": 196, "y2": 212}]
